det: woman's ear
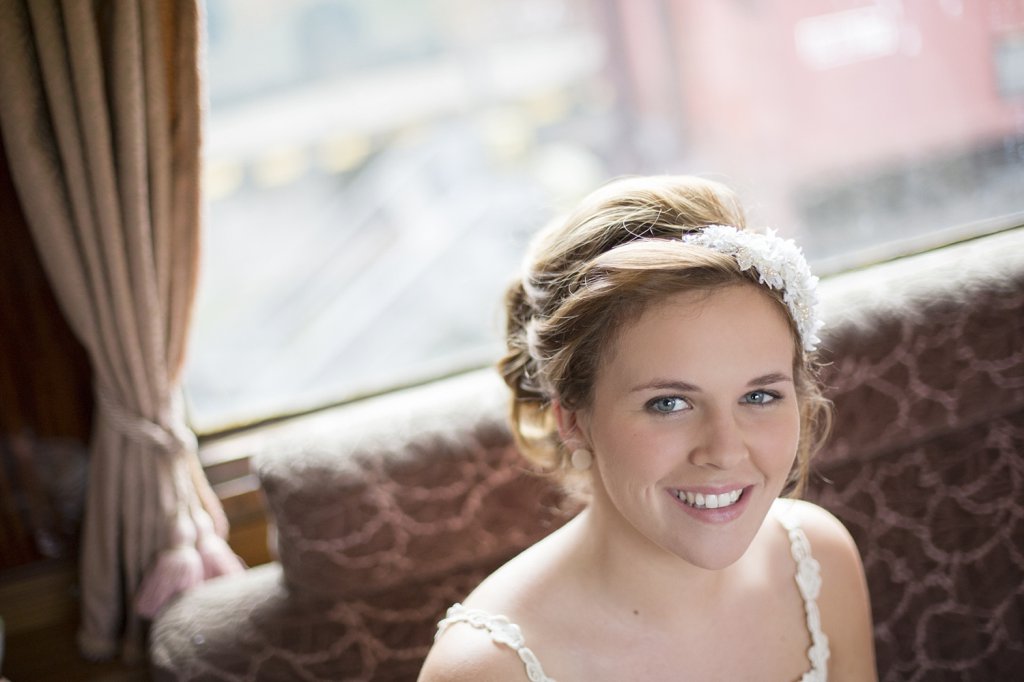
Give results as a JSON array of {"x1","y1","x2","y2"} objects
[
  {"x1": 551, "y1": 399, "x2": 586, "y2": 447},
  {"x1": 553, "y1": 400, "x2": 595, "y2": 471}
]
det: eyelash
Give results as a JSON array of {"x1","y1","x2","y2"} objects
[
  {"x1": 742, "y1": 390, "x2": 782, "y2": 406},
  {"x1": 647, "y1": 396, "x2": 689, "y2": 414},
  {"x1": 645, "y1": 390, "x2": 783, "y2": 414}
]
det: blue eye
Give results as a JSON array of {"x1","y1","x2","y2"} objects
[
  {"x1": 648, "y1": 397, "x2": 689, "y2": 414},
  {"x1": 743, "y1": 390, "x2": 779, "y2": 405}
]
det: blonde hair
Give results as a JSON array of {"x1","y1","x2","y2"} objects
[{"x1": 498, "y1": 175, "x2": 830, "y2": 495}]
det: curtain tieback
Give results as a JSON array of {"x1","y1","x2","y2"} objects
[
  {"x1": 96, "y1": 389, "x2": 247, "y2": 618},
  {"x1": 97, "y1": 389, "x2": 197, "y2": 456}
]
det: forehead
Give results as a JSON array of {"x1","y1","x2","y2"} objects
[{"x1": 598, "y1": 285, "x2": 797, "y2": 387}]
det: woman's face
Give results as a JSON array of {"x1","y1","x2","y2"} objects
[{"x1": 571, "y1": 284, "x2": 800, "y2": 570}]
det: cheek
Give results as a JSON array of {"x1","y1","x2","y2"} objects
[
  {"x1": 758, "y1": 408, "x2": 802, "y2": 466},
  {"x1": 594, "y1": 421, "x2": 684, "y2": 480}
]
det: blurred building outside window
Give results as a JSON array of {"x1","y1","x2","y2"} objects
[{"x1": 185, "y1": 0, "x2": 1024, "y2": 434}]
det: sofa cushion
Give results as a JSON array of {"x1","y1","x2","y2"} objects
[{"x1": 255, "y1": 370, "x2": 578, "y2": 599}]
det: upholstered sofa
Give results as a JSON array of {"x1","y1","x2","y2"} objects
[{"x1": 150, "y1": 227, "x2": 1024, "y2": 681}]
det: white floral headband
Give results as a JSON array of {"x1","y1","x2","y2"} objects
[{"x1": 682, "y1": 225, "x2": 823, "y2": 352}]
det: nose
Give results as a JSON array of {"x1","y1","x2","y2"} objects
[{"x1": 688, "y1": 407, "x2": 749, "y2": 469}]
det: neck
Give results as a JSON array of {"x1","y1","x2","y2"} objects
[{"x1": 563, "y1": 496, "x2": 736, "y2": 626}]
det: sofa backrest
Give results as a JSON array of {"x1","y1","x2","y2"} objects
[
  {"x1": 806, "y1": 227, "x2": 1024, "y2": 679},
  {"x1": 815, "y1": 227, "x2": 1024, "y2": 465}
]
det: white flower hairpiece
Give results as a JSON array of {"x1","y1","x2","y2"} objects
[{"x1": 682, "y1": 225, "x2": 823, "y2": 352}]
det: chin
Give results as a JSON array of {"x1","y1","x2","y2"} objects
[
  {"x1": 671, "y1": 541, "x2": 750, "y2": 572},
  {"x1": 659, "y1": 496, "x2": 775, "y2": 571}
]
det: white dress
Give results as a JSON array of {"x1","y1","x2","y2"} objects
[{"x1": 434, "y1": 506, "x2": 831, "y2": 681}]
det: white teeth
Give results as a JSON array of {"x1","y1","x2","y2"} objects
[{"x1": 675, "y1": 488, "x2": 744, "y2": 510}]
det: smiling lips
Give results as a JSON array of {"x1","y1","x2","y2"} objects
[{"x1": 672, "y1": 488, "x2": 744, "y2": 510}]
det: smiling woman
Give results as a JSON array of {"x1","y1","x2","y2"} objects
[
  {"x1": 572, "y1": 286, "x2": 803, "y2": 572},
  {"x1": 419, "y1": 175, "x2": 876, "y2": 681}
]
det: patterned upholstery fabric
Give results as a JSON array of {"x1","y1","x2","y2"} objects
[
  {"x1": 150, "y1": 227, "x2": 1024, "y2": 681},
  {"x1": 804, "y1": 229, "x2": 1024, "y2": 680}
]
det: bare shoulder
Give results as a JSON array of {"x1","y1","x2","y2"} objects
[
  {"x1": 419, "y1": 518, "x2": 582, "y2": 681},
  {"x1": 417, "y1": 545, "x2": 558, "y2": 682},
  {"x1": 778, "y1": 499, "x2": 858, "y2": 556},
  {"x1": 418, "y1": 617, "x2": 529, "y2": 682},
  {"x1": 778, "y1": 499, "x2": 879, "y2": 681},
  {"x1": 776, "y1": 498, "x2": 865, "y2": 600}
]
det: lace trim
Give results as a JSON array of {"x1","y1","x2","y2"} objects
[
  {"x1": 777, "y1": 511, "x2": 831, "y2": 681},
  {"x1": 436, "y1": 604, "x2": 556, "y2": 682}
]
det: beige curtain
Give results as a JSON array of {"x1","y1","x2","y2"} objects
[{"x1": 0, "y1": 0, "x2": 241, "y2": 661}]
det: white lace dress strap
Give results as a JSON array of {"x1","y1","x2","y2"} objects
[
  {"x1": 777, "y1": 508, "x2": 831, "y2": 681},
  {"x1": 436, "y1": 603, "x2": 556, "y2": 682}
]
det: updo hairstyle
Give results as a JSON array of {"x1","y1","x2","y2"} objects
[{"x1": 498, "y1": 175, "x2": 831, "y2": 495}]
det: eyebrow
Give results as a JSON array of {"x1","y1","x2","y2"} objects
[
  {"x1": 748, "y1": 372, "x2": 793, "y2": 387},
  {"x1": 630, "y1": 372, "x2": 793, "y2": 393}
]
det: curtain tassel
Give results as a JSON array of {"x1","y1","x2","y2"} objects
[
  {"x1": 134, "y1": 512, "x2": 204, "y2": 619},
  {"x1": 194, "y1": 508, "x2": 245, "y2": 579}
]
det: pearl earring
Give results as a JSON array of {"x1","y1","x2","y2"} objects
[{"x1": 570, "y1": 448, "x2": 593, "y2": 471}]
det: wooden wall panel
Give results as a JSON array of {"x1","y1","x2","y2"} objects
[{"x1": 0, "y1": 136, "x2": 94, "y2": 571}]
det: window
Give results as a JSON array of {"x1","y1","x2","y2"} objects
[{"x1": 186, "y1": 0, "x2": 1024, "y2": 433}]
